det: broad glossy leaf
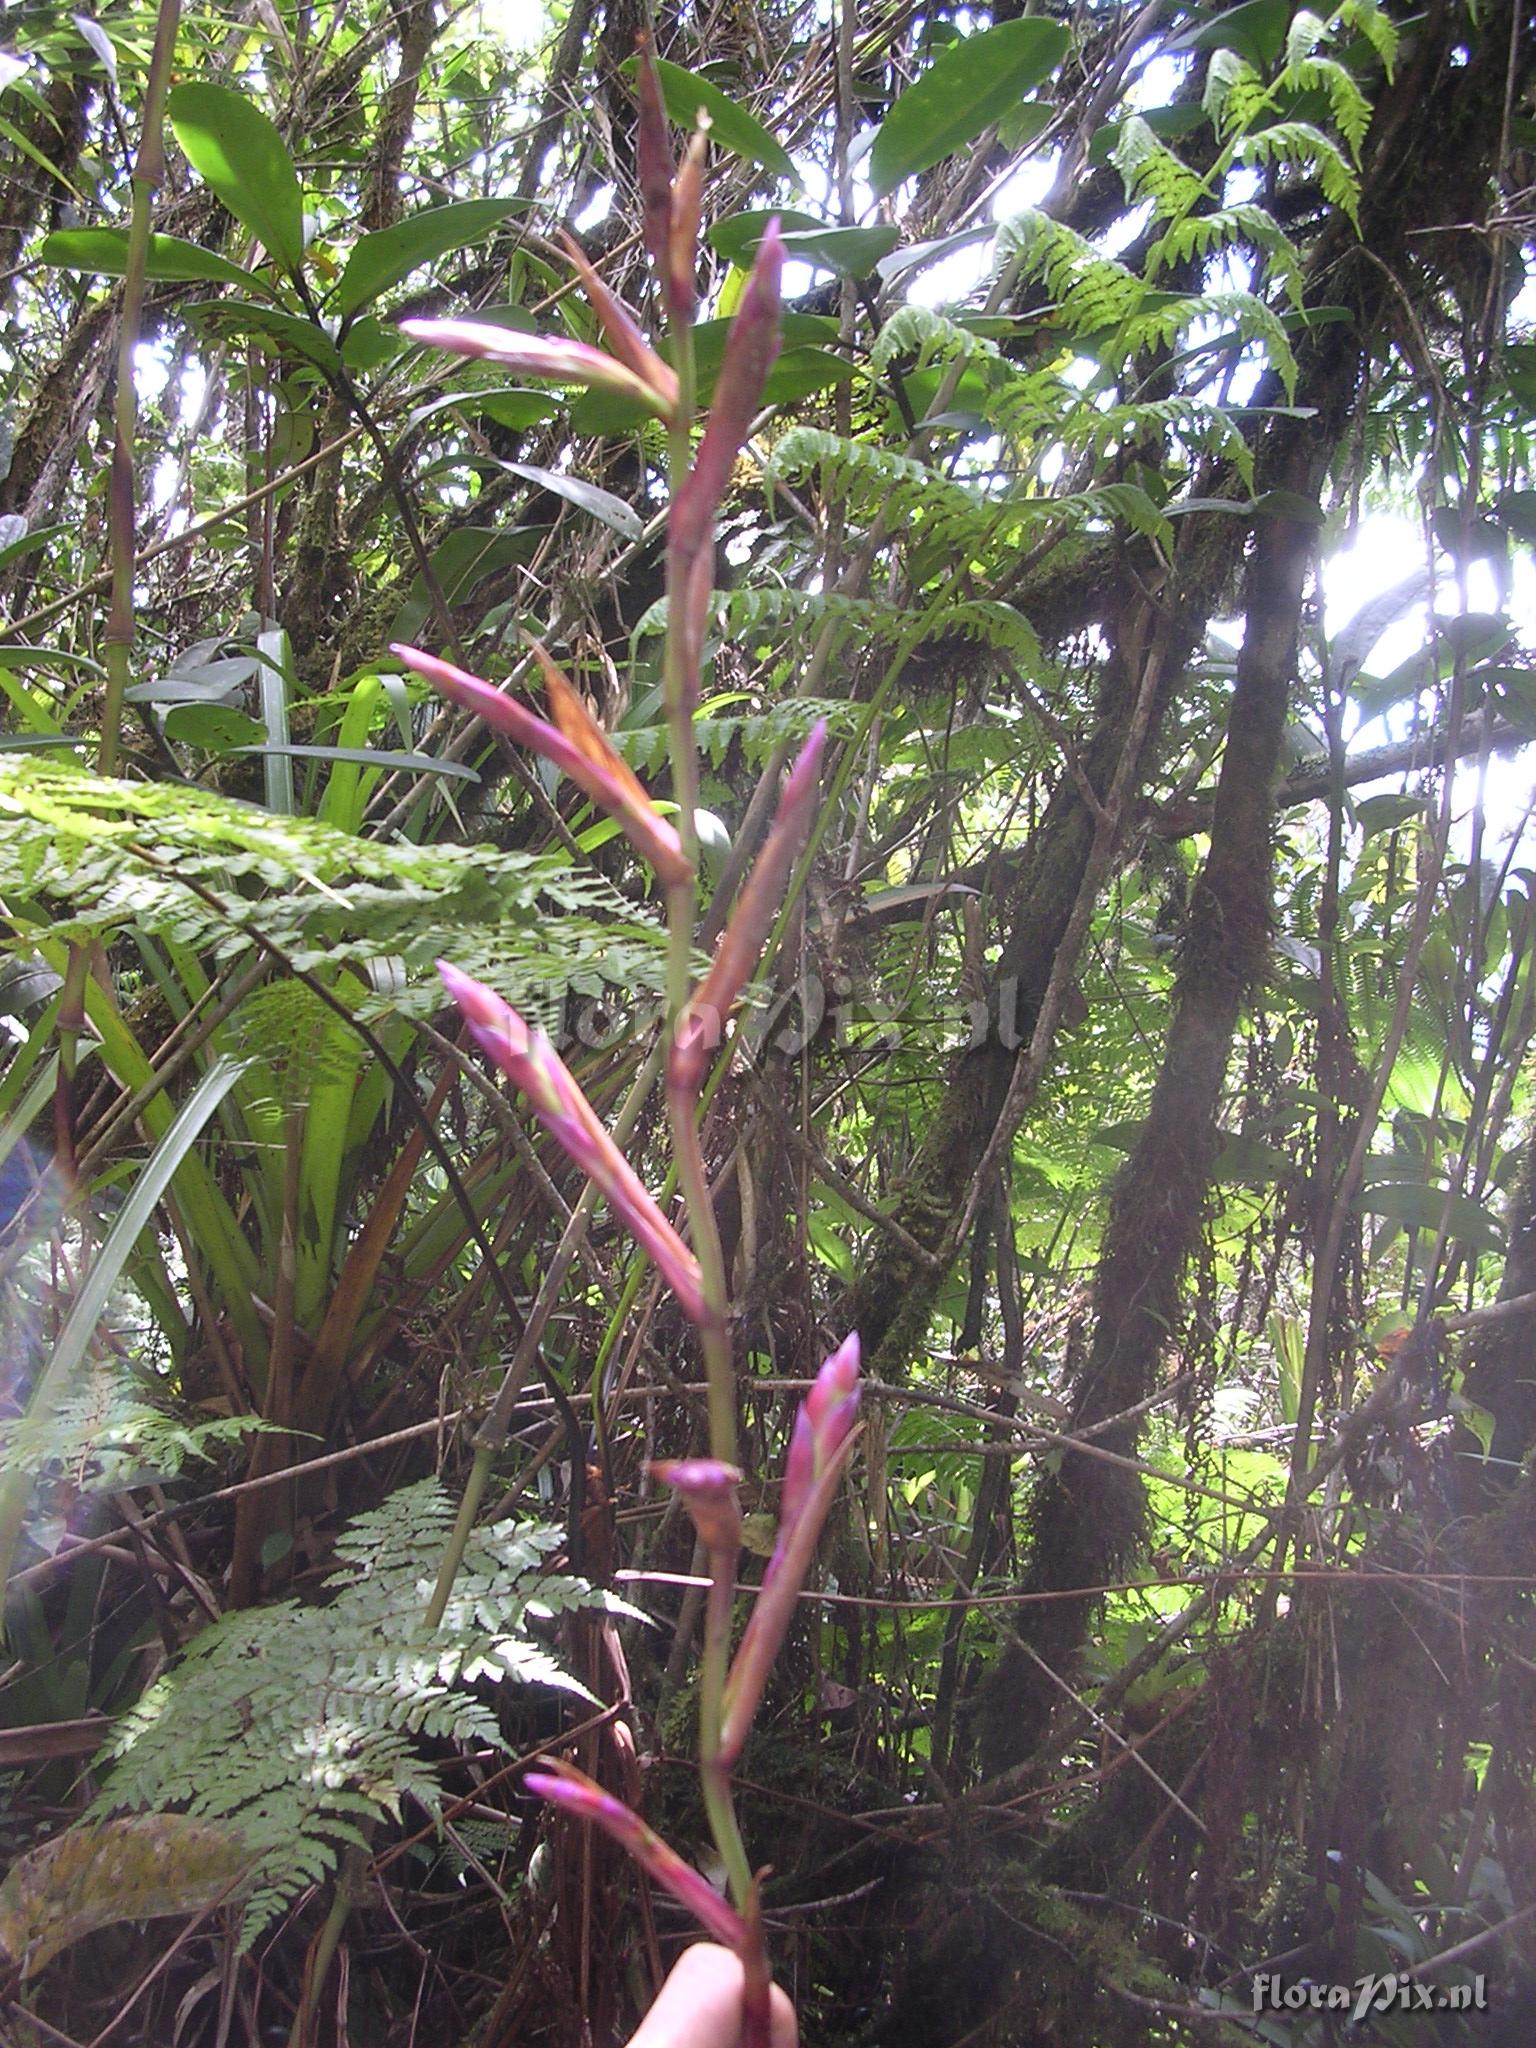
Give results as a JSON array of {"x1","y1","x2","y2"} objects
[
  {"x1": 869, "y1": 19, "x2": 1069, "y2": 195},
  {"x1": 70, "y1": 15, "x2": 118, "y2": 81},
  {"x1": 1486, "y1": 666, "x2": 1536, "y2": 735},
  {"x1": 763, "y1": 345, "x2": 858, "y2": 402},
  {"x1": 620, "y1": 56, "x2": 798, "y2": 183},
  {"x1": 1325, "y1": 569, "x2": 1433, "y2": 692},
  {"x1": 334, "y1": 197, "x2": 526, "y2": 316},
  {"x1": 163, "y1": 704, "x2": 266, "y2": 749},
  {"x1": 1089, "y1": 104, "x2": 1208, "y2": 166},
  {"x1": 407, "y1": 386, "x2": 557, "y2": 433},
  {"x1": 570, "y1": 312, "x2": 841, "y2": 433},
  {"x1": 0, "y1": 522, "x2": 65, "y2": 573},
  {"x1": 168, "y1": 82, "x2": 305, "y2": 272},
  {"x1": 341, "y1": 315, "x2": 407, "y2": 370},
  {"x1": 1495, "y1": 488, "x2": 1536, "y2": 542},
  {"x1": 1248, "y1": 487, "x2": 1326, "y2": 524},
  {"x1": 1354, "y1": 792, "x2": 1429, "y2": 838},
  {"x1": 39, "y1": 227, "x2": 259, "y2": 292}
]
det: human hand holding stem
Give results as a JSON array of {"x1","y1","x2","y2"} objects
[{"x1": 396, "y1": 38, "x2": 860, "y2": 2047}]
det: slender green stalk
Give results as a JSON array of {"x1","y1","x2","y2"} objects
[
  {"x1": 100, "y1": 0, "x2": 181, "y2": 777},
  {"x1": 55, "y1": 0, "x2": 181, "y2": 1166}
]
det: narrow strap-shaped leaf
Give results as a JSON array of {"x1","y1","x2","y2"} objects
[{"x1": 0, "y1": 1056, "x2": 246, "y2": 1591}]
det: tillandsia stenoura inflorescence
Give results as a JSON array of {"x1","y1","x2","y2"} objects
[{"x1": 394, "y1": 40, "x2": 858, "y2": 2048}]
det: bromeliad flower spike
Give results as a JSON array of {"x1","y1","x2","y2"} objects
[
  {"x1": 394, "y1": 642, "x2": 692, "y2": 888},
  {"x1": 719, "y1": 1334, "x2": 861, "y2": 1769},
  {"x1": 398, "y1": 317, "x2": 678, "y2": 421},
  {"x1": 411, "y1": 69, "x2": 849, "y2": 2048},
  {"x1": 522, "y1": 1760, "x2": 748, "y2": 1951},
  {"x1": 524, "y1": 1339, "x2": 859, "y2": 2042},
  {"x1": 435, "y1": 961, "x2": 705, "y2": 1323}
]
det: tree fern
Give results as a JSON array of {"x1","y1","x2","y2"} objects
[{"x1": 89, "y1": 1478, "x2": 627, "y2": 1940}]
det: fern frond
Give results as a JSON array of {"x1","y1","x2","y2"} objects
[
  {"x1": 0, "y1": 759, "x2": 667, "y2": 1023},
  {"x1": 1340, "y1": 0, "x2": 1398, "y2": 74},
  {"x1": 1289, "y1": 55, "x2": 1373, "y2": 158},
  {"x1": 1237, "y1": 121, "x2": 1361, "y2": 226},
  {"x1": 1111, "y1": 115, "x2": 1205, "y2": 220},
  {"x1": 90, "y1": 1478, "x2": 620, "y2": 1943},
  {"x1": 1149, "y1": 204, "x2": 1305, "y2": 309},
  {"x1": 1060, "y1": 395, "x2": 1258, "y2": 490},
  {"x1": 1204, "y1": 50, "x2": 1269, "y2": 137},
  {"x1": 871, "y1": 306, "x2": 1002, "y2": 378},
  {"x1": 0, "y1": 1360, "x2": 270, "y2": 1493},
  {"x1": 774, "y1": 426, "x2": 980, "y2": 535},
  {"x1": 1284, "y1": 8, "x2": 1330, "y2": 72},
  {"x1": 997, "y1": 211, "x2": 1144, "y2": 336}
]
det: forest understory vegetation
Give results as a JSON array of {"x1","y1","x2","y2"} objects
[{"x1": 2, "y1": 0, "x2": 1536, "y2": 2043}]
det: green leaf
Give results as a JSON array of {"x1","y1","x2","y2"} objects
[
  {"x1": 341, "y1": 315, "x2": 407, "y2": 371},
  {"x1": 38, "y1": 227, "x2": 261, "y2": 293},
  {"x1": 1171, "y1": 0, "x2": 1295, "y2": 70},
  {"x1": 168, "y1": 82, "x2": 306, "y2": 273},
  {"x1": 163, "y1": 704, "x2": 267, "y2": 750},
  {"x1": 182, "y1": 300, "x2": 341, "y2": 376},
  {"x1": 1354, "y1": 792, "x2": 1428, "y2": 838},
  {"x1": 1089, "y1": 104, "x2": 1208, "y2": 166},
  {"x1": 619, "y1": 57, "x2": 798, "y2": 183},
  {"x1": 256, "y1": 627, "x2": 296, "y2": 817},
  {"x1": 996, "y1": 100, "x2": 1053, "y2": 152},
  {"x1": 569, "y1": 312, "x2": 842, "y2": 433},
  {"x1": 0, "y1": 1057, "x2": 247, "y2": 1589},
  {"x1": 494, "y1": 460, "x2": 642, "y2": 540},
  {"x1": 0, "y1": 523, "x2": 67, "y2": 574},
  {"x1": 232, "y1": 744, "x2": 479, "y2": 781},
  {"x1": 710, "y1": 209, "x2": 900, "y2": 277},
  {"x1": 1356, "y1": 1180, "x2": 1504, "y2": 1254},
  {"x1": 869, "y1": 19, "x2": 1070, "y2": 196},
  {"x1": 1249, "y1": 487, "x2": 1326, "y2": 524},
  {"x1": 1494, "y1": 489, "x2": 1536, "y2": 542},
  {"x1": 763, "y1": 345, "x2": 858, "y2": 403},
  {"x1": 407, "y1": 386, "x2": 559, "y2": 434},
  {"x1": 333, "y1": 197, "x2": 527, "y2": 316},
  {"x1": 1453, "y1": 1394, "x2": 1496, "y2": 1459},
  {"x1": 1488, "y1": 666, "x2": 1536, "y2": 735}
]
